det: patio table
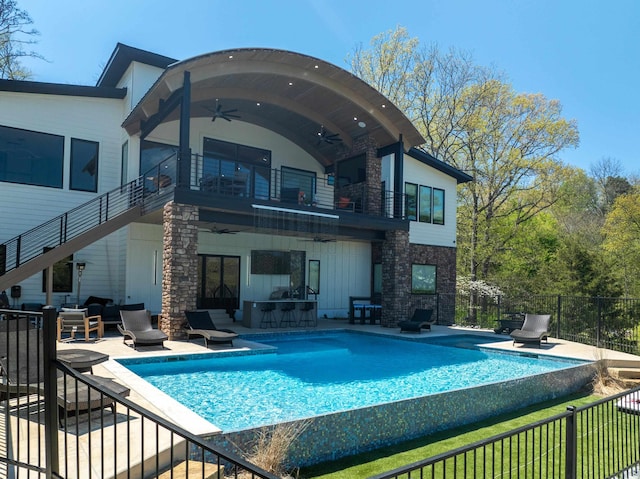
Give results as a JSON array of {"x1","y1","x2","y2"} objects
[{"x1": 57, "y1": 349, "x2": 109, "y2": 373}]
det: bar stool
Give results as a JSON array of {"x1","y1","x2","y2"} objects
[
  {"x1": 260, "y1": 302, "x2": 277, "y2": 328},
  {"x1": 279, "y1": 302, "x2": 297, "y2": 327},
  {"x1": 298, "y1": 302, "x2": 316, "y2": 327}
]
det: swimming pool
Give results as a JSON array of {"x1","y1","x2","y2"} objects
[{"x1": 119, "y1": 331, "x2": 586, "y2": 433}]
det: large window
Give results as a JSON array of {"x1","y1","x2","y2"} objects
[
  {"x1": 336, "y1": 154, "x2": 366, "y2": 187},
  {"x1": 411, "y1": 264, "x2": 436, "y2": 294},
  {"x1": 281, "y1": 166, "x2": 316, "y2": 204},
  {"x1": 203, "y1": 137, "x2": 271, "y2": 198},
  {"x1": 140, "y1": 140, "x2": 178, "y2": 176},
  {"x1": 70, "y1": 138, "x2": 99, "y2": 192},
  {"x1": 405, "y1": 182, "x2": 445, "y2": 225},
  {"x1": 0, "y1": 125, "x2": 64, "y2": 188}
]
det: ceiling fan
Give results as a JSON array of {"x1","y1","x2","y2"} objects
[
  {"x1": 299, "y1": 236, "x2": 336, "y2": 243},
  {"x1": 206, "y1": 100, "x2": 241, "y2": 122},
  {"x1": 200, "y1": 225, "x2": 240, "y2": 234},
  {"x1": 317, "y1": 126, "x2": 342, "y2": 145}
]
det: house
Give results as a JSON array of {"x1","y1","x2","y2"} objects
[{"x1": 0, "y1": 43, "x2": 472, "y2": 335}]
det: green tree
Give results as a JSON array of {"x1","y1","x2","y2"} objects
[
  {"x1": 0, "y1": 0, "x2": 40, "y2": 79},
  {"x1": 349, "y1": 26, "x2": 579, "y2": 286}
]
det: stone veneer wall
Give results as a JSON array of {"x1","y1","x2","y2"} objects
[
  {"x1": 381, "y1": 229, "x2": 410, "y2": 326},
  {"x1": 161, "y1": 202, "x2": 199, "y2": 339},
  {"x1": 374, "y1": 240, "x2": 458, "y2": 325}
]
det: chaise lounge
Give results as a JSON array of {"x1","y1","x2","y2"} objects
[
  {"x1": 118, "y1": 309, "x2": 167, "y2": 349},
  {"x1": 398, "y1": 308, "x2": 435, "y2": 333},
  {"x1": 510, "y1": 313, "x2": 551, "y2": 347},
  {"x1": 184, "y1": 310, "x2": 238, "y2": 347}
]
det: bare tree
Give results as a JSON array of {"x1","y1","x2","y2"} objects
[{"x1": 0, "y1": 0, "x2": 41, "y2": 79}]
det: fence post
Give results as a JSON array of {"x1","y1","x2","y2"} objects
[
  {"x1": 556, "y1": 295, "x2": 562, "y2": 339},
  {"x1": 42, "y1": 306, "x2": 59, "y2": 478},
  {"x1": 597, "y1": 297, "x2": 602, "y2": 349},
  {"x1": 565, "y1": 405, "x2": 577, "y2": 479}
]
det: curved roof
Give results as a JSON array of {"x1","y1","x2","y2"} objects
[{"x1": 122, "y1": 48, "x2": 425, "y2": 166}]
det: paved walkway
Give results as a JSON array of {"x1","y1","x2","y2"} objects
[{"x1": 9, "y1": 318, "x2": 640, "y2": 477}]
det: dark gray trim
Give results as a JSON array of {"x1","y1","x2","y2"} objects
[
  {"x1": 407, "y1": 147, "x2": 473, "y2": 184},
  {"x1": 97, "y1": 43, "x2": 177, "y2": 88},
  {"x1": 0, "y1": 79, "x2": 126, "y2": 99}
]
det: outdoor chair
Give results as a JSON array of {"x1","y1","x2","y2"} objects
[
  {"x1": 118, "y1": 309, "x2": 167, "y2": 349},
  {"x1": 0, "y1": 328, "x2": 130, "y2": 426},
  {"x1": 184, "y1": 310, "x2": 238, "y2": 347},
  {"x1": 398, "y1": 308, "x2": 435, "y2": 333},
  {"x1": 510, "y1": 313, "x2": 551, "y2": 347},
  {"x1": 57, "y1": 308, "x2": 103, "y2": 342}
]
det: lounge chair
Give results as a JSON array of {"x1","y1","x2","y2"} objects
[
  {"x1": 510, "y1": 314, "x2": 551, "y2": 347},
  {"x1": 118, "y1": 309, "x2": 167, "y2": 349},
  {"x1": 184, "y1": 310, "x2": 238, "y2": 347},
  {"x1": 57, "y1": 308, "x2": 103, "y2": 342},
  {"x1": 398, "y1": 308, "x2": 435, "y2": 333}
]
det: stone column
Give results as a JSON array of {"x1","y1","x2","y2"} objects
[
  {"x1": 160, "y1": 202, "x2": 199, "y2": 339},
  {"x1": 381, "y1": 229, "x2": 410, "y2": 327}
]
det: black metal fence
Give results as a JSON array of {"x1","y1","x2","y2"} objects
[
  {"x1": 369, "y1": 387, "x2": 640, "y2": 479},
  {"x1": 0, "y1": 307, "x2": 278, "y2": 479},
  {"x1": 413, "y1": 293, "x2": 640, "y2": 355}
]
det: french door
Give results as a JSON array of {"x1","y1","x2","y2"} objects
[{"x1": 196, "y1": 255, "x2": 240, "y2": 312}]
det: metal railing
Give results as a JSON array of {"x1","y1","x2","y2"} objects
[
  {"x1": 0, "y1": 307, "x2": 277, "y2": 479},
  {"x1": 0, "y1": 154, "x2": 177, "y2": 279},
  {"x1": 191, "y1": 153, "x2": 405, "y2": 219},
  {"x1": 415, "y1": 293, "x2": 640, "y2": 355},
  {"x1": 369, "y1": 387, "x2": 640, "y2": 479}
]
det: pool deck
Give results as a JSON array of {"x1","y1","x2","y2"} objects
[{"x1": 11, "y1": 318, "x2": 640, "y2": 476}]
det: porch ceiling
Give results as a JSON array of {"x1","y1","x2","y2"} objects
[{"x1": 122, "y1": 48, "x2": 425, "y2": 167}]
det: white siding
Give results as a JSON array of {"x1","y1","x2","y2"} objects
[{"x1": 403, "y1": 154, "x2": 458, "y2": 248}]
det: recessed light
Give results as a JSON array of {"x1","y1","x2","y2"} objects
[
  {"x1": 358, "y1": 121, "x2": 366, "y2": 128},
  {"x1": 256, "y1": 102, "x2": 261, "y2": 106},
  {"x1": 353, "y1": 117, "x2": 358, "y2": 121},
  {"x1": 314, "y1": 65, "x2": 319, "y2": 69},
  {"x1": 381, "y1": 104, "x2": 386, "y2": 108},
  {"x1": 288, "y1": 82, "x2": 293, "y2": 86},
  {"x1": 228, "y1": 55, "x2": 233, "y2": 59}
]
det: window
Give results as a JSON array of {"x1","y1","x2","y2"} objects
[
  {"x1": 433, "y1": 188, "x2": 445, "y2": 225},
  {"x1": 405, "y1": 183, "x2": 417, "y2": 221},
  {"x1": 405, "y1": 182, "x2": 445, "y2": 225},
  {"x1": 203, "y1": 137, "x2": 271, "y2": 199},
  {"x1": 419, "y1": 186, "x2": 432, "y2": 223},
  {"x1": 140, "y1": 140, "x2": 178, "y2": 177},
  {"x1": 0, "y1": 124, "x2": 64, "y2": 188},
  {"x1": 70, "y1": 138, "x2": 99, "y2": 192},
  {"x1": 308, "y1": 260, "x2": 320, "y2": 294},
  {"x1": 281, "y1": 166, "x2": 316, "y2": 205},
  {"x1": 42, "y1": 249, "x2": 73, "y2": 293},
  {"x1": 336, "y1": 154, "x2": 366, "y2": 187},
  {"x1": 411, "y1": 264, "x2": 436, "y2": 294},
  {"x1": 121, "y1": 141, "x2": 128, "y2": 186}
]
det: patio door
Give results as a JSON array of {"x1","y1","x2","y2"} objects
[{"x1": 196, "y1": 255, "x2": 240, "y2": 312}]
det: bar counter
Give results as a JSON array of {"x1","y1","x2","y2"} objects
[{"x1": 242, "y1": 300, "x2": 317, "y2": 328}]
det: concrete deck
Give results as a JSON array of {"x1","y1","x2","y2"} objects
[{"x1": 7, "y1": 317, "x2": 640, "y2": 478}]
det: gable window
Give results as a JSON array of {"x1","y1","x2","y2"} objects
[
  {"x1": 411, "y1": 264, "x2": 436, "y2": 294},
  {"x1": 70, "y1": 138, "x2": 99, "y2": 192},
  {"x1": 405, "y1": 182, "x2": 445, "y2": 225},
  {"x1": 0, "y1": 124, "x2": 63, "y2": 188}
]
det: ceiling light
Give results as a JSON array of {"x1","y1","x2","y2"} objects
[
  {"x1": 256, "y1": 102, "x2": 261, "y2": 106},
  {"x1": 228, "y1": 55, "x2": 233, "y2": 59},
  {"x1": 288, "y1": 82, "x2": 293, "y2": 86},
  {"x1": 358, "y1": 121, "x2": 366, "y2": 128},
  {"x1": 381, "y1": 104, "x2": 386, "y2": 108}
]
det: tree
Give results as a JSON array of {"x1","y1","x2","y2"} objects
[
  {"x1": 590, "y1": 157, "x2": 632, "y2": 218},
  {"x1": 0, "y1": 0, "x2": 40, "y2": 79},
  {"x1": 349, "y1": 27, "x2": 579, "y2": 286}
]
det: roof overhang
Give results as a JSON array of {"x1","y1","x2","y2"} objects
[{"x1": 122, "y1": 48, "x2": 425, "y2": 166}]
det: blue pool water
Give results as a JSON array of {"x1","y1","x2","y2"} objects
[{"x1": 118, "y1": 331, "x2": 585, "y2": 432}]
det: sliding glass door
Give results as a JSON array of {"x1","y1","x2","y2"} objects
[{"x1": 196, "y1": 255, "x2": 240, "y2": 312}]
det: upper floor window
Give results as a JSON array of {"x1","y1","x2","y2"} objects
[
  {"x1": 336, "y1": 154, "x2": 366, "y2": 187},
  {"x1": 70, "y1": 138, "x2": 99, "y2": 192},
  {"x1": 140, "y1": 140, "x2": 178, "y2": 176},
  {"x1": 121, "y1": 140, "x2": 128, "y2": 186},
  {"x1": 405, "y1": 182, "x2": 445, "y2": 225},
  {"x1": 0, "y1": 124, "x2": 63, "y2": 188}
]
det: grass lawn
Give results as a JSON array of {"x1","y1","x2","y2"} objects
[{"x1": 299, "y1": 392, "x2": 601, "y2": 479}]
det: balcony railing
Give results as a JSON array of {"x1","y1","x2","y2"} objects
[{"x1": 190, "y1": 154, "x2": 406, "y2": 219}]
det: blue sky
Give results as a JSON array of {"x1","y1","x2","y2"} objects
[{"x1": 18, "y1": 0, "x2": 640, "y2": 175}]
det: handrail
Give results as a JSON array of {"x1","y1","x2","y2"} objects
[{"x1": 0, "y1": 154, "x2": 178, "y2": 277}]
